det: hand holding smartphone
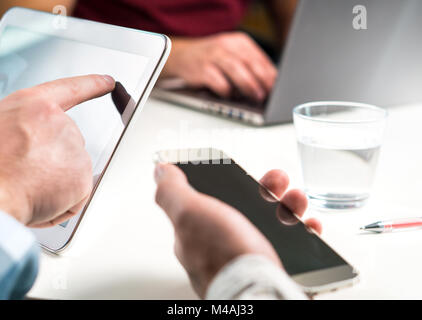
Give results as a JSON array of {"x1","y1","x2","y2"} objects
[{"x1": 155, "y1": 148, "x2": 359, "y2": 295}]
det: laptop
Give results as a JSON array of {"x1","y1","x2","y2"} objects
[{"x1": 152, "y1": 0, "x2": 422, "y2": 126}]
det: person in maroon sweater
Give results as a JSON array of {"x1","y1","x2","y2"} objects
[{"x1": 1, "y1": 0, "x2": 297, "y2": 101}]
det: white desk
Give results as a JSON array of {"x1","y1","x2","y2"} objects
[{"x1": 28, "y1": 99, "x2": 422, "y2": 299}]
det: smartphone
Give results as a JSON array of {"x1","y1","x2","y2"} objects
[{"x1": 155, "y1": 148, "x2": 359, "y2": 294}]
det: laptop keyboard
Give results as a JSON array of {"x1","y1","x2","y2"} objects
[{"x1": 190, "y1": 87, "x2": 267, "y2": 111}]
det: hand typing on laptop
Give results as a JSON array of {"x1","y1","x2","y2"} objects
[{"x1": 161, "y1": 32, "x2": 278, "y2": 102}]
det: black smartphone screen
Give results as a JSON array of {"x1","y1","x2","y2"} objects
[{"x1": 176, "y1": 160, "x2": 348, "y2": 276}]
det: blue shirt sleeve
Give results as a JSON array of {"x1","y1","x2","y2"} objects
[{"x1": 0, "y1": 210, "x2": 39, "y2": 300}]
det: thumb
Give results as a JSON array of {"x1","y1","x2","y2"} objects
[
  {"x1": 154, "y1": 163, "x2": 197, "y2": 224},
  {"x1": 154, "y1": 163, "x2": 187, "y2": 185}
]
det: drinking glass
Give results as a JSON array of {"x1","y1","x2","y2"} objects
[{"x1": 293, "y1": 101, "x2": 388, "y2": 210}]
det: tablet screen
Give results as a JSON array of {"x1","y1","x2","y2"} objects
[{"x1": 0, "y1": 25, "x2": 150, "y2": 227}]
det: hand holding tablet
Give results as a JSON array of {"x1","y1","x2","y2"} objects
[
  {"x1": 0, "y1": 75, "x2": 114, "y2": 227},
  {"x1": 0, "y1": 7, "x2": 171, "y2": 252}
]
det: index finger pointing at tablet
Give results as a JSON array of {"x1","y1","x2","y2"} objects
[{"x1": 33, "y1": 74, "x2": 116, "y2": 111}]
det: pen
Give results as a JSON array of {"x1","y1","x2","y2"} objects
[{"x1": 360, "y1": 217, "x2": 422, "y2": 233}]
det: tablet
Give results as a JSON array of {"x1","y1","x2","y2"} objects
[{"x1": 0, "y1": 7, "x2": 171, "y2": 253}]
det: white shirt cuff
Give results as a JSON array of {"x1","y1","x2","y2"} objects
[{"x1": 205, "y1": 254, "x2": 308, "y2": 300}]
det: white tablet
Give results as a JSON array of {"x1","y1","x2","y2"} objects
[{"x1": 0, "y1": 7, "x2": 171, "y2": 253}]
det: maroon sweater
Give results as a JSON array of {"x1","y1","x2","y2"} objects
[{"x1": 73, "y1": 0, "x2": 252, "y2": 36}]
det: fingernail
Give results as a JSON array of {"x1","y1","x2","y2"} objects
[
  {"x1": 154, "y1": 163, "x2": 166, "y2": 183},
  {"x1": 102, "y1": 74, "x2": 115, "y2": 85}
]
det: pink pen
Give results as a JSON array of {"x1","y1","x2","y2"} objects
[{"x1": 360, "y1": 217, "x2": 422, "y2": 233}]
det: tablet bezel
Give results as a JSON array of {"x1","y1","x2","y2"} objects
[{"x1": 0, "y1": 7, "x2": 171, "y2": 253}]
